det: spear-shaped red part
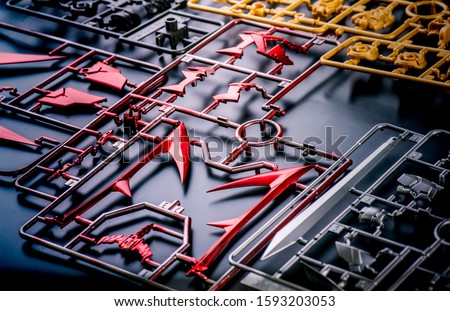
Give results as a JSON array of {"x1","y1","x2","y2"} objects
[
  {"x1": 46, "y1": 123, "x2": 190, "y2": 228},
  {"x1": 158, "y1": 66, "x2": 215, "y2": 96},
  {"x1": 38, "y1": 87, "x2": 106, "y2": 109},
  {"x1": 0, "y1": 52, "x2": 65, "y2": 65},
  {"x1": 186, "y1": 165, "x2": 316, "y2": 278},
  {"x1": 0, "y1": 125, "x2": 40, "y2": 147}
]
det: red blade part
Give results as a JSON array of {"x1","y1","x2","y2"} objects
[
  {"x1": 0, "y1": 52, "x2": 65, "y2": 65},
  {"x1": 0, "y1": 125, "x2": 39, "y2": 147},
  {"x1": 38, "y1": 87, "x2": 106, "y2": 109},
  {"x1": 187, "y1": 165, "x2": 315, "y2": 277},
  {"x1": 164, "y1": 122, "x2": 191, "y2": 184}
]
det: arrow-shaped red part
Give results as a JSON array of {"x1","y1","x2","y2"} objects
[
  {"x1": 186, "y1": 165, "x2": 315, "y2": 277},
  {"x1": 158, "y1": 66, "x2": 214, "y2": 96},
  {"x1": 80, "y1": 62, "x2": 128, "y2": 90},
  {"x1": 47, "y1": 123, "x2": 190, "y2": 228},
  {"x1": 0, "y1": 125, "x2": 40, "y2": 147},
  {"x1": 0, "y1": 52, "x2": 65, "y2": 65},
  {"x1": 38, "y1": 87, "x2": 106, "y2": 109}
]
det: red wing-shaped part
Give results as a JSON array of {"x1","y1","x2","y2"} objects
[
  {"x1": 158, "y1": 67, "x2": 213, "y2": 96},
  {"x1": 38, "y1": 87, "x2": 106, "y2": 109},
  {"x1": 0, "y1": 125, "x2": 39, "y2": 147},
  {"x1": 47, "y1": 124, "x2": 190, "y2": 228},
  {"x1": 187, "y1": 165, "x2": 315, "y2": 277},
  {"x1": 216, "y1": 33, "x2": 255, "y2": 58},
  {"x1": 0, "y1": 52, "x2": 65, "y2": 65},
  {"x1": 80, "y1": 62, "x2": 128, "y2": 90}
]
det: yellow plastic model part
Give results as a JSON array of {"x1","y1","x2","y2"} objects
[
  {"x1": 311, "y1": 0, "x2": 345, "y2": 21},
  {"x1": 321, "y1": 36, "x2": 450, "y2": 88},
  {"x1": 351, "y1": 6, "x2": 395, "y2": 31},
  {"x1": 188, "y1": 0, "x2": 449, "y2": 40},
  {"x1": 249, "y1": 2, "x2": 268, "y2": 16},
  {"x1": 345, "y1": 41, "x2": 380, "y2": 64},
  {"x1": 393, "y1": 49, "x2": 428, "y2": 73},
  {"x1": 428, "y1": 16, "x2": 450, "y2": 49},
  {"x1": 188, "y1": 0, "x2": 450, "y2": 87}
]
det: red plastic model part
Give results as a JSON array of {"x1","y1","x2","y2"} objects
[
  {"x1": 0, "y1": 52, "x2": 65, "y2": 65},
  {"x1": 158, "y1": 66, "x2": 215, "y2": 96},
  {"x1": 45, "y1": 123, "x2": 190, "y2": 228},
  {"x1": 95, "y1": 224, "x2": 155, "y2": 264},
  {"x1": 212, "y1": 82, "x2": 270, "y2": 103},
  {"x1": 186, "y1": 164, "x2": 325, "y2": 278},
  {"x1": 0, "y1": 125, "x2": 40, "y2": 147},
  {"x1": 216, "y1": 33, "x2": 255, "y2": 57},
  {"x1": 217, "y1": 31, "x2": 307, "y2": 65},
  {"x1": 38, "y1": 87, "x2": 106, "y2": 110},
  {"x1": 79, "y1": 61, "x2": 130, "y2": 91}
]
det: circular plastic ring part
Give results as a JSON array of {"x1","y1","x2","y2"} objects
[{"x1": 235, "y1": 119, "x2": 283, "y2": 147}]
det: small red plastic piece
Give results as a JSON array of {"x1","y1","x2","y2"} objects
[
  {"x1": 187, "y1": 165, "x2": 316, "y2": 277},
  {"x1": 213, "y1": 82, "x2": 268, "y2": 102},
  {"x1": 79, "y1": 62, "x2": 128, "y2": 90},
  {"x1": 0, "y1": 52, "x2": 65, "y2": 65},
  {"x1": 0, "y1": 125, "x2": 39, "y2": 147},
  {"x1": 112, "y1": 179, "x2": 132, "y2": 197},
  {"x1": 96, "y1": 224, "x2": 154, "y2": 264},
  {"x1": 38, "y1": 87, "x2": 106, "y2": 109},
  {"x1": 158, "y1": 66, "x2": 215, "y2": 96}
]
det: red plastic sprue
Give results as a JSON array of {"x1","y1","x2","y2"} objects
[{"x1": 45, "y1": 122, "x2": 190, "y2": 228}]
